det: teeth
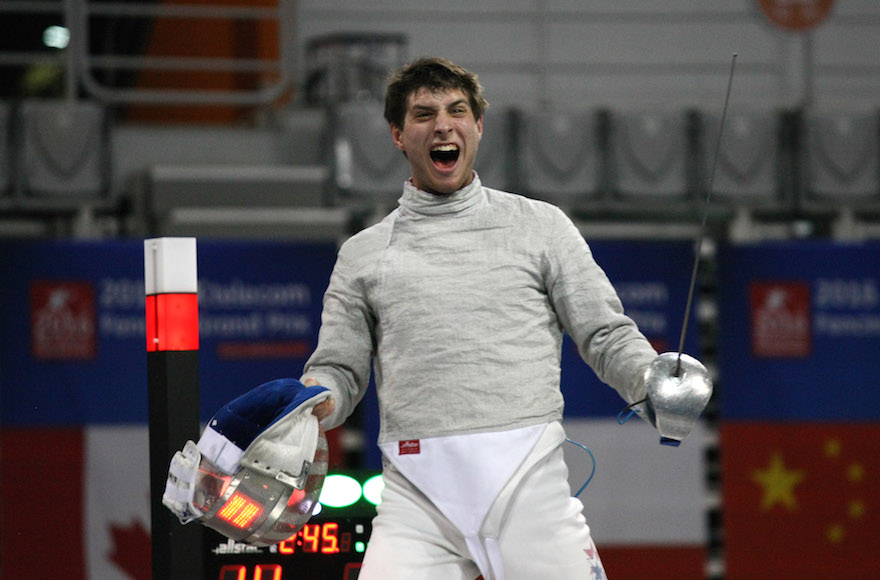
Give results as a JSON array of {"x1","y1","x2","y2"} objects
[{"x1": 432, "y1": 144, "x2": 459, "y2": 152}]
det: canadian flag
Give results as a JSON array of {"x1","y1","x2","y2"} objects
[{"x1": 1, "y1": 426, "x2": 152, "y2": 579}]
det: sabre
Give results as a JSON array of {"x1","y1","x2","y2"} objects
[
  {"x1": 674, "y1": 52, "x2": 738, "y2": 377},
  {"x1": 621, "y1": 54, "x2": 738, "y2": 444}
]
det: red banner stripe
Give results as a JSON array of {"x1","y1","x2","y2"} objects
[
  {"x1": 1, "y1": 428, "x2": 86, "y2": 579},
  {"x1": 145, "y1": 293, "x2": 199, "y2": 352},
  {"x1": 599, "y1": 545, "x2": 706, "y2": 579}
]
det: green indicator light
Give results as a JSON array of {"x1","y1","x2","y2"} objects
[
  {"x1": 362, "y1": 474, "x2": 385, "y2": 506},
  {"x1": 355, "y1": 541, "x2": 366, "y2": 553},
  {"x1": 318, "y1": 474, "x2": 363, "y2": 508}
]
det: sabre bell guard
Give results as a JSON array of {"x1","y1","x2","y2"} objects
[
  {"x1": 643, "y1": 352, "x2": 713, "y2": 446},
  {"x1": 162, "y1": 378, "x2": 331, "y2": 546}
]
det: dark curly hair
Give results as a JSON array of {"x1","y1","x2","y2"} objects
[{"x1": 384, "y1": 57, "x2": 489, "y2": 128}]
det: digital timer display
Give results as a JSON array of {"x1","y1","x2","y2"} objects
[
  {"x1": 277, "y1": 522, "x2": 355, "y2": 555},
  {"x1": 205, "y1": 518, "x2": 372, "y2": 579}
]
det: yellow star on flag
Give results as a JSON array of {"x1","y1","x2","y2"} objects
[
  {"x1": 824, "y1": 438, "x2": 841, "y2": 458},
  {"x1": 751, "y1": 452, "x2": 805, "y2": 511}
]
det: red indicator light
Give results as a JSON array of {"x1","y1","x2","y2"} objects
[
  {"x1": 286, "y1": 488, "x2": 306, "y2": 507},
  {"x1": 217, "y1": 493, "x2": 263, "y2": 529},
  {"x1": 145, "y1": 293, "x2": 199, "y2": 352}
]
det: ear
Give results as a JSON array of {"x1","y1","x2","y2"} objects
[
  {"x1": 476, "y1": 115, "x2": 483, "y2": 139},
  {"x1": 390, "y1": 123, "x2": 405, "y2": 151}
]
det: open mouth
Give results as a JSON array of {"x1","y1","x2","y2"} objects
[{"x1": 430, "y1": 144, "x2": 460, "y2": 169}]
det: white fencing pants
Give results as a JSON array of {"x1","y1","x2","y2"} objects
[{"x1": 360, "y1": 425, "x2": 607, "y2": 580}]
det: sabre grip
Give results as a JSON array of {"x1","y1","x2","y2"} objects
[{"x1": 642, "y1": 352, "x2": 713, "y2": 445}]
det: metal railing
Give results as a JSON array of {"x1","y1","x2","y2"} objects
[{"x1": 0, "y1": 0, "x2": 296, "y2": 106}]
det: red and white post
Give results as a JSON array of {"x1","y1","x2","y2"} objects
[{"x1": 144, "y1": 237, "x2": 203, "y2": 579}]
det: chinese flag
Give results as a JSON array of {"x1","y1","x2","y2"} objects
[{"x1": 721, "y1": 422, "x2": 880, "y2": 578}]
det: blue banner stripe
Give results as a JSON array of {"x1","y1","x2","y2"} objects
[
  {"x1": 717, "y1": 241, "x2": 880, "y2": 421},
  {"x1": 0, "y1": 240, "x2": 337, "y2": 425}
]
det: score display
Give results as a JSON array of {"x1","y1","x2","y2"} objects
[{"x1": 205, "y1": 471, "x2": 379, "y2": 580}]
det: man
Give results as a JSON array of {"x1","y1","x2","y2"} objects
[{"x1": 302, "y1": 57, "x2": 681, "y2": 580}]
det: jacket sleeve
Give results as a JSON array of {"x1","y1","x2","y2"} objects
[
  {"x1": 543, "y1": 206, "x2": 657, "y2": 405},
  {"x1": 301, "y1": 240, "x2": 376, "y2": 431}
]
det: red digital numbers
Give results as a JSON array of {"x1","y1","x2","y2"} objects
[
  {"x1": 253, "y1": 564, "x2": 282, "y2": 580},
  {"x1": 219, "y1": 565, "x2": 246, "y2": 580},
  {"x1": 218, "y1": 564, "x2": 282, "y2": 580},
  {"x1": 278, "y1": 539, "x2": 295, "y2": 556},
  {"x1": 302, "y1": 523, "x2": 320, "y2": 553},
  {"x1": 277, "y1": 523, "x2": 347, "y2": 555},
  {"x1": 321, "y1": 522, "x2": 340, "y2": 554}
]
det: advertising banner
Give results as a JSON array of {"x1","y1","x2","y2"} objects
[
  {"x1": 0, "y1": 239, "x2": 337, "y2": 579},
  {"x1": 0, "y1": 239, "x2": 337, "y2": 425},
  {"x1": 717, "y1": 241, "x2": 880, "y2": 579}
]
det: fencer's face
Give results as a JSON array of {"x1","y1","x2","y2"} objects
[{"x1": 390, "y1": 87, "x2": 483, "y2": 195}]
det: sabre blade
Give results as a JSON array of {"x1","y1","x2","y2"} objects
[{"x1": 675, "y1": 52, "x2": 738, "y2": 377}]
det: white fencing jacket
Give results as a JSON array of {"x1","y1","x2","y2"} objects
[{"x1": 303, "y1": 174, "x2": 657, "y2": 445}]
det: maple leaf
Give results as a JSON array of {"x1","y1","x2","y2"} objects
[{"x1": 109, "y1": 519, "x2": 152, "y2": 580}]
